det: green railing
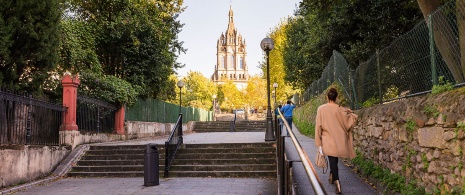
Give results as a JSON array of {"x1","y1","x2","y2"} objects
[
  {"x1": 125, "y1": 98, "x2": 212, "y2": 123},
  {"x1": 302, "y1": 0, "x2": 465, "y2": 108}
]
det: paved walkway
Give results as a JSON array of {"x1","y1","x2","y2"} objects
[
  {"x1": 5, "y1": 126, "x2": 378, "y2": 195},
  {"x1": 283, "y1": 124, "x2": 379, "y2": 195}
]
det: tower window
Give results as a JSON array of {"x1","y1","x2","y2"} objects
[
  {"x1": 240, "y1": 57, "x2": 243, "y2": 69},
  {"x1": 222, "y1": 56, "x2": 226, "y2": 69},
  {"x1": 231, "y1": 55, "x2": 234, "y2": 68}
]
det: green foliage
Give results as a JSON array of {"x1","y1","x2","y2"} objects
[
  {"x1": 432, "y1": 76, "x2": 454, "y2": 94},
  {"x1": 351, "y1": 152, "x2": 425, "y2": 194},
  {"x1": 79, "y1": 71, "x2": 138, "y2": 106},
  {"x1": 421, "y1": 153, "x2": 429, "y2": 170},
  {"x1": 362, "y1": 97, "x2": 379, "y2": 108},
  {"x1": 383, "y1": 85, "x2": 399, "y2": 100},
  {"x1": 294, "y1": 119, "x2": 315, "y2": 138},
  {"x1": 262, "y1": 21, "x2": 297, "y2": 103},
  {"x1": 0, "y1": 0, "x2": 61, "y2": 93},
  {"x1": 405, "y1": 118, "x2": 416, "y2": 133},
  {"x1": 423, "y1": 104, "x2": 440, "y2": 118},
  {"x1": 283, "y1": 0, "x2": 422, "y2": 89},
  {"x1": 65, "y1": 0, "x2": 185, "y2": 99},
  {"x1": 175, "y1": 71, "x2": 217, "y2": 110}
]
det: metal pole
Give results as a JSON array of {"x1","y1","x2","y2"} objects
[
  {"x1": 376, "y1": 49, "x2": 382, "y2": 104},
  {"x1": 179, "y1": 87, "x2": 182, "y2": 114},
  {"x1": 26, "y1": 95, "x2": 32, "y2": 144},
  {"x1": 213, "y1": 98, "x2": 216, "y2": 121},
  {"x1": 265, "y1": 50, "x2": 275, "y2": 141},
  {"x1": 428, "y1": 15, "x2": 438, "y2": 85}
]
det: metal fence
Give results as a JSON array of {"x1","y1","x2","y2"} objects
[
  {"x1": 76, "y1": 95, "x2": 117, "y2": 133},
  {"x1": 0, "y1": 90, "x2": 65, "y2": 145},
  {"x1": 125, "y1": 98, "x2": 212, "y2": 123},
  {"x1": 302, "y1": 0, "x2": 465, "y2": 109}
]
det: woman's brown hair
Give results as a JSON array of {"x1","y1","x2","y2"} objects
[{"x1": 327, "y1": 88, "x2": 338, "y2": 101}]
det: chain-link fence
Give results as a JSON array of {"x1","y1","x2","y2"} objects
[
  {"x1": 125, "y1": 98, "x2": 212, "y2": 123},
  {"x1": 302, "y1": 0, "x2": 465, "y2": 109}
]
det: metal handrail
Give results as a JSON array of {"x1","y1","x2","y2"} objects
[
  {"x1": 276, "y1": 109, "x2": 326, "y2": 195},
  {"x1": 164, "y1": 114, "x2": 183, "y2": 177},
  {"x1": 230, "y1": 112, "x2": 237, "y2": 132}
]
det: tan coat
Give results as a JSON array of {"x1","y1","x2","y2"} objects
[{"x1": 315, "y1": 103, "x2": 358, "y2": 159}]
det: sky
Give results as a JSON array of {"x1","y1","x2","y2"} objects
[{"x1": 176, "y1": 0, "x2": 301, "y2": 78}]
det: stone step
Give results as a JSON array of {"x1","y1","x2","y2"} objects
[
  {"x1": 169, "y1": 164, "x2": 275, "y2": 172},
  {"x1": 167, "y1": 171, "x2": 276, "y2": 178},
  {"x1": 80, "y1": 154, "x2": 146, "y2": 160},
  {"x1": 175, "y1": 153, "x2": 274, "y2": 159},
  {"x1": 67, "y1": 171, "x2": 147, "y2": 178},
  {"x1": 171, "y1": 158, "x2": 276, "y2": 165},
  {"x1": 72, "y1": 165, "x2": 166, "y2": 172},
  {"x1": 89, "y1": 145, "x2": 157, "y2": 150},
  {"x1": 183, "y1": 143, "x2": 275, "y2": 149},
  {"x1": 85, "y1": 149, "x2": 165, "y2": 155},
  {"x1": 77, "y1": 160, "x2": 161, "y2": 166},
  {"x1": 176, "y1": 147, "x2": 275, "y2": 154}
]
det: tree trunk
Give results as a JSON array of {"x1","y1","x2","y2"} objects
[
  {"x1": 417, "y1": 0, "x2": 464, "y2": 83},
  {"x1": 458, "y1": 0, "x2": 465, "y2": 80}
]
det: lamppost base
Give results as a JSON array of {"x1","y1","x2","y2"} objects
[{"x1": 264, "y1": 113, "x2": 275, "y2": 141}]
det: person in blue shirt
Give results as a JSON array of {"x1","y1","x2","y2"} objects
[{"x1": 280, "y1": 100, "x2": 296, "y2": 131}]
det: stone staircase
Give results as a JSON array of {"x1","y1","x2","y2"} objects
[
  {"x1": 168, "y1": 142, "x2": 276, "y2": 178},
  {"x1": 67, "y1": 145, "x2": 164, "y2": 177},
  {"x1": 193, "y1": 120, "x2": 266, "y2": 132},
  {"x1": 67, "y1": 142, "x2": 276, "y2": 178}
]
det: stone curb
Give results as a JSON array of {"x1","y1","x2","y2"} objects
[{"x1": 0, "y1": 145, "x2": 89, "y2": 195}]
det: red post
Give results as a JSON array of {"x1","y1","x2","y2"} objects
[
  {"x1": 114, "y1": 105, "x2": 125, "y2": 135},
  {"x1": 61, "y1": 74, "x2": 80, "y2": 131}
]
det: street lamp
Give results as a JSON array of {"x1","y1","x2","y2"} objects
[
  {"x1": 261, "y1": 37, "x2": 275, "y2": 141},
  {"x1": 177, "y1": 80, "x2": 185, "y2": 114},
  {"x1": 273, "y1": 83, "x2": 278, "y2": 106},
  {"x1": 212, "y1": 94, "x2": 217, "y2": 121}
]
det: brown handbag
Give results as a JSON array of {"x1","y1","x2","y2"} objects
[{"x1": 315, "y1": 150, "x2": 328, "y2": 173}]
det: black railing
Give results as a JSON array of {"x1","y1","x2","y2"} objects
[
  {"x1": 0, "y1": 90, "x2": 65, "y2": 145},
  {"x1": 164, "y1": 114, "x2": 183, "y2": 177},
  {"x1": 230, "y1": 112, "x2": 237, "y2": 132},
  {"x1": 275, "y1": 109, "x2": 326, "y2": 195},
  {"x1": 76, "y1": 95, "x2": 117, "y2": 133}
]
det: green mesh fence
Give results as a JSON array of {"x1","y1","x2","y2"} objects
[
  {"x1": 303, "y1": 0, "x2": 465, "y2": 109},
  {"x1": 125, "y1": 98, "x2": 212, "y2": 123}
]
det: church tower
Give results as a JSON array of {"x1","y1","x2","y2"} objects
[{"x1": 211, "y1": 6, "x2": 248, "y2": 89}]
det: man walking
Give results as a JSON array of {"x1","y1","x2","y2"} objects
[{"x1": 280, "y1": 100, "x2": 296, "y2": 135}]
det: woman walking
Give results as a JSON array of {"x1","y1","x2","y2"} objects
[{"x1": 315, "y1": 88, "x2": 358, "y2": 194}]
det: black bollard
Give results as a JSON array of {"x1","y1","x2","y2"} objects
[{"x1": 144, "y1": 144, "x2": 159, "y2": 186}]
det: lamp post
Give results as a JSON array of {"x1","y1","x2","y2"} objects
[
  {"x1": 261, "y1": 37, "x2": 275, "y2": 141},
  {"x1": 177, "y1": 80, "x2": 185, "y2": 114},
  {"x1": 212, "y1": 94, "x2": 217, "y2": 121},
  {"x1": 273, "y1": 83, "x2": 278, "y2": 107}
]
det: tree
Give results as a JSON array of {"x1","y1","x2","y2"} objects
[
  {"x1": 66, "y1": 0, "x2": 185, "y2": 98},
  {"x1": 416, "y1": 0, "x2": 465, "y2": 83},
  {"x1": 0, "y1": 0, "x2": 61, "y2": 93},
  {"x1": 244, "y1": 76, "x2": 266, "y2": 110},
  {"x1": 177, "y1": 71, "x2": 217, "y2": 110},
  {"x1": 284, "y1": 0, "x2": 422, "y2": 89},
  {"x1": 220, "y1": 79, "x2": 245, "y2": 111},
  {"x1": 259, "y1": 20, "x2": 299, "y2": 102}
]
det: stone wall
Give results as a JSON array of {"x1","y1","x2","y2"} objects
[
  {"x1": 0, "y1": 145, "x2": 69, "y2": 188},
  {"x1": 353, "y1": 88, "x2": 465, "y2": 193},
  {"x1": 125, "y1": 121, "x2": 194, "y2": 139}
]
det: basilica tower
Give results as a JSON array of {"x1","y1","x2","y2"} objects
[{"x1": 211, "y1": 6, "x2": 248, "y2": 89}]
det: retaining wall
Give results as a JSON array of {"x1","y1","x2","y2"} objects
[{"x1": 353, "y1": 88, "x2": 465, "y2": 193}]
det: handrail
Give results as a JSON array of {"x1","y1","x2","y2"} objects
[
  {"x1": 276, "y1": 109, "x2": 326, "y2": 195},
  {"x1": 164, "y1": 114, "x2": 183, "y2": 177},
  {"x1": 230, "y1": 112, "x2": 237, "y2": 132}
]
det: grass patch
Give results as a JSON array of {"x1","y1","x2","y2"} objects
[
  {"x1": 294, "y1": 119, "x2": 315, "y2": 138},
  {"x1": 351, "y1": 152, "x2": 425, "y2": 195}
]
